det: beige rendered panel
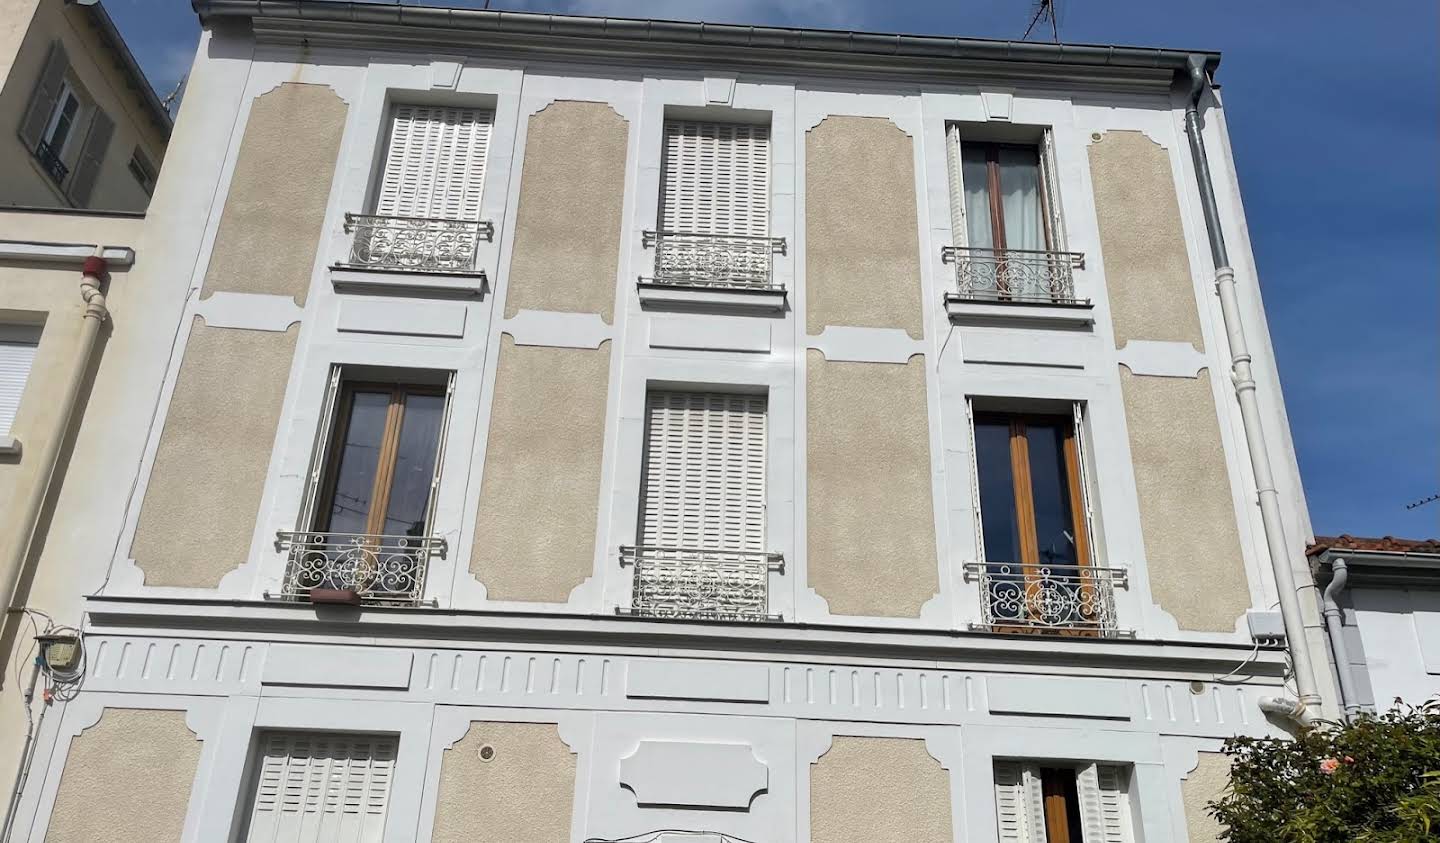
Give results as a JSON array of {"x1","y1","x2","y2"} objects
[
  {"x1": 470, "y1": 336, "x2": 610, "y2": 602},
  {"x1": 44, "y1": 709, "x2": 200, "y2": 843},
  {"x1": 811, "y1": 736, "x2": 952, "y2": 843},
  {"x1": 200, "y1": 82, "x2": 347, "y2": 304},
  {"x1": 503, "y1": 101, "x2": 627, "y2": 324},
  {"x1": 805, "y1": 115, "x2": 925, "y2": 339},
  {"x1": 1183, "y1": 751, "x2": 1231, "y2": 842},
  {"x1": 1121, "y1": 366, "x2": 1249, "y2": 632},
  {"x1": 431, "y1": 722, "x2": 575, "y2": 843},
  {"x1": 806, "y1": 351, "x2": 938, "y2": 617},
  {"x1": 131, "y1": 320, "x2": 298, "y2": 587}
]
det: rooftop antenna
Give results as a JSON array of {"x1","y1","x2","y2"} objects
[
  {"x1": 1022, "y1": 0, "x2": 1061, "y2": 43},
  {"x1": 161, "y1": 74, "x2": 186, "y2": 116},
  {"x1": 1405, "y1": 492, "x2": 1440, "y2": 511}
]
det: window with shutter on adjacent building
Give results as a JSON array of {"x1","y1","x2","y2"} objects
[
  {"x1": 994, "y1": 760, "x2": 1135, "y2": 843},
  {"x1": 239, "y1": 732, "x2": 396, "y2": 843},
  {"x1": 637, "y1": 390, "x2": 767, "y2": 552},
  {"x1": 373, "y1": 104, "x2": 494, "y2": 221},
  {"x1": 0, "y1": 325, "x2": 42, "y2": 443},
  {"x1": 659, "y1": 119, "x2": 771, "y2": 238}
]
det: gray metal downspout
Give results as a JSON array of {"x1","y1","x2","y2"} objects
[
  {"x1": 1182, "y1": 55, "x2": 1323, "y2": 720},
  {"x1": 1322, "y1": 558, "x2": 1362, "y2": 718}
]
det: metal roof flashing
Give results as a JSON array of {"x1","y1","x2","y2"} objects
[{"x1": 190, "y1": 0, "x2": 1221, "y2": 90}]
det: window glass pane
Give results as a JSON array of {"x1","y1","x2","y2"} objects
[
  {"x1": 321, "y1": 390, "x2": 390, "y2": 534},
  {"x1": 961, "y1": 145, "x2": 995, "y2": 251},
  {"x1": 975, "y1": 420, "x2": 1020, "y2": 562},
  {"x1": 1026, "y1": 419, "x2": 1079, "y2": 568},
  {"x1": 48, "y1": 93, "x2": 79, "y2": 152},
  {"x1": 380, "y1": 392, "x2": 444, "y2": 537},
  {"x1": 997, "y1": 146, "x2": 1044, "y2": 254}
]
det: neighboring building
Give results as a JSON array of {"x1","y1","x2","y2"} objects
[
  {"x1": 0, "y1": 0, "x2": 170, "y2": 211},
  {"x1": 0, "y1": 2, "x2": 1336, "y2": 841},
  {"x1": 1308, "y1": 534, "x2": 1440, "y2": 716}
]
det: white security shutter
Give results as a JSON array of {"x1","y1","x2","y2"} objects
[
  {"x1": 245, "y1": 732, "x2": 396, "y2": 843},
  {"x1": 994, "y1": 761, "x2": 1047, "y2": 843},
  {"x1": 375, "y1": 105, "x2": 492, "y2": 221},
  {"x1": 0, "y1": 326, "x2": 41, "y2": 438},
  {"x1": 945, "y1": 123, "x2": 967, "y2": 244},
  {"x1": 638, "y1": 391, "x2": 767, "y2": 551},
  {"x1": 1078, "y1": 763, "x2": 1134, "y2": 843},
  {"x1": 659, "y1": 120, "x2": 770, "y2": 237}
]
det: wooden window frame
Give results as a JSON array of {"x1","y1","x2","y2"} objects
[
  {"x1": 966, "y1": 141, "x2": 1054, "y2": 253},
  {"x1": 313, "y1": 381, "x2": 445, "y2": 536},
  {"x1": 976, "y1": 411, "x2": 1094, "y2": 635},
  {"x1": 1040, "y1": 766, "x2": 1086, "y2": 843}
]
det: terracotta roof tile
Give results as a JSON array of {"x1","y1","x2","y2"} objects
[{"x1": 1306, "y1": 534, "x2": 1440, "y2": 557}]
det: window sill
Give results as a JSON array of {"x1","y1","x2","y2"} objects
[
  {"x1": 330, "y1": 265, "x2": 487, "y2": 298},
  {"x1": 638, "y1": 282, "x2": 786, "y2": 313},
  {"x1": 0, "y1": 436, "x2": 19, "y2": 457},
  {"x1": 944, "y1": 294, "x2": 1094, "y2": 329}
]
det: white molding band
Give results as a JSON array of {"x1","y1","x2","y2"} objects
[{"x1": 0, "y1": 240, "x2": 135, "y2": 267}]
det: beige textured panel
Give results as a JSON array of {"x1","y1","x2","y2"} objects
[
  {"x1": 1182, "y1": 751, "x2": 1231, "y2": 842},
  {"x1": 201, "y1": 82, "x2": 347, "y2": 304},
  {"x1": 1089, "y1": 131, "x2": 1205, "y2": 349},
  {"x1": 807, "y1": 352, "x2": 937, "y2": 617},
  {"x1": 432, "y1": 722, "x2": 575, "y2": 843},
  {"x1": 1121, "y1": 367, "x2": 1248, "y2": 631},
  {"x1": 45, "y1": 709, "x2": 200, "y2": 843},
  {"x1": 471, "y1": 336, "x2": 610, "y2": 601},
  {"x1": 504, "y1": 101, "x2": 627, "y2": 323},
  {"x1": 132, "y1": 320, "x2": 298, "y2": 587},
  {"x1": 811, "y1": 736, "x2": 952, "y2": 843},
  {"x1": 805, "y1": 116, "x2": 924, "y2": 339}
]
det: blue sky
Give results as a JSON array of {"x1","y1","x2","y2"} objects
[{"x1": 106, "y1": 0, "x2": 1439, "y2": 538}]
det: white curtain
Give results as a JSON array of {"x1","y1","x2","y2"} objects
[{"x1": 998, "y1": 147, "x2": 1044, "y2": 253}]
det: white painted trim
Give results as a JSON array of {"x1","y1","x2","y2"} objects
[
  {"x1": 636, "y1": 283, "x2": 786, "y2": 313},
  {"x1": 0, "y1": 241, "x2": 135, "y2": 266}
]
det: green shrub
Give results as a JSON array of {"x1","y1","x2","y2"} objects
[{"x1": 1209, "y1": 700, "x2": 1440, "y2": 842}]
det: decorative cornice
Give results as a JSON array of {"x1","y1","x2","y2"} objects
[
  {"x1": 83, "y1": 594, "x2": 1288, "y2": 680},
  {"x1": 191, "y1": 1, "x2": 1221, "y2": 93}
]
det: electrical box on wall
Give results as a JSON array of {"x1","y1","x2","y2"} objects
[{"x1": 1247, "y1": 610, "x2": 1287, "y2": 645}]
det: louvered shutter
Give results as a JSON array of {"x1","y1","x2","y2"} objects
[
  {"x1": 945, "y1": 123, "x2": 967, "y2": 244},
  {"x1": 296, "y1": 367, "x2": 344, "y2": 531},
  {"x1": 1071, "y1": 403, "x2": 1097, "y2": 555},
  {"x1": 1040, "y1": 128, "x2": 1067, "y2": 251},
  {"x1": 638, "y1": 391, "x2": 767, "y2": 551},
  {"x1": 19, "y1": 41, "x2": 68, "y2": 150},
  {"x1": 1077, "y1": 763, "x2": 1133, "y2": 843},
  {"x1": 375, "y1": 105, "x2": 492, "y2": 221},
  {"x1": 0, "y1": 326, "x2": 41, "y2": 438},
  {"x1": 659, "y1": 120, "x2": 770, "y2": 237},
  {"x1": 244, "y1": 732, "x2": 396, "y2": 843},
  {"x1": 994, "y1": 761, "x2": 1047, "y2": 843},
  {"x1": 67, "y1": 108, "x2": 114, "y2": 207}
]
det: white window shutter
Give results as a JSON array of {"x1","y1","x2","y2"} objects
[
  {"x1": 945, "y1": 123, "x2": 967, "y2": 244},
  {"x1": 1072, "y1": 402, "x2": 1097, "y2": 554},
  {"x1": 659, "y1": 120, "x2": 770, "y2": 237},
  {"x1": 0, "y1": 326, "x2": 41, "y2": 438},
  {"x1": 375, "y1": 105, "x2": 492, "y2": 221},
  {"x1": 244, "y1": 732, "x2": 396, "y2": 843},
  {"x1": 639, "y1": 391, "x2": 767, "y2": 551},
  {"x1": 1041, "y1": 128, "x2": 1067, "y2": 251},
  {"x1": 296, "y1": 366, "x2": 344, "y2": 531},
  {"x1": 1078, "y1": 763, "x2": 1134, "y2": 843},
  {"x1": 994, "y1": 761, "x2": 1046, "y2": 843}
]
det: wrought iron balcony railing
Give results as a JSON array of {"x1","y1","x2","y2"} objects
[
  {"x1": 275, "y1": 531, "x2": 446, "y2": 606},
  {"x1": 620, "y1": 545, "x2": 784, "y2": 622},
  {"x1": 963, "y1": 561, "x2": 1127, "y2": 636},
  {"x1": 642, "y1": 230, "x2": 786, "y2": 290},
  {"x1": 341, "y1": 213, "x2": 494, "y2": 274},
  {"x1": 942, "y1": 245, "x2": 1086, "y2": 304},
  {"x1": 34, "y1": 140, "x2": 68, "y2": 186}
]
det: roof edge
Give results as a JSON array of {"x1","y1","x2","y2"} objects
[
  {"x1": 190, "y1": 0, "x2": 1222, "y2": 80},
  {"x1": 73, "y1": 0, "x2": 173, "y2": 138}
]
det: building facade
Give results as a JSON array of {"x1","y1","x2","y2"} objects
[
  {"x1": 1308, "y1": 535, "x2": 1440, "y2": 717},
  {"x1": 2, "y1": 3, "x2": 1336, "y2": 841},
  {"x1": 0, "y1": 0, "x2": 169, "y2": 211}
]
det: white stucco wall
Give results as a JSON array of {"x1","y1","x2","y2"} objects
[{"x1": 1350, "y1": 586, "x2": 1440, "y2": 708}]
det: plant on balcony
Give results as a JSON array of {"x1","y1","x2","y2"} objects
[{"x1": 1208, "y1": 699, "x2": 1440, "y2": 842}]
